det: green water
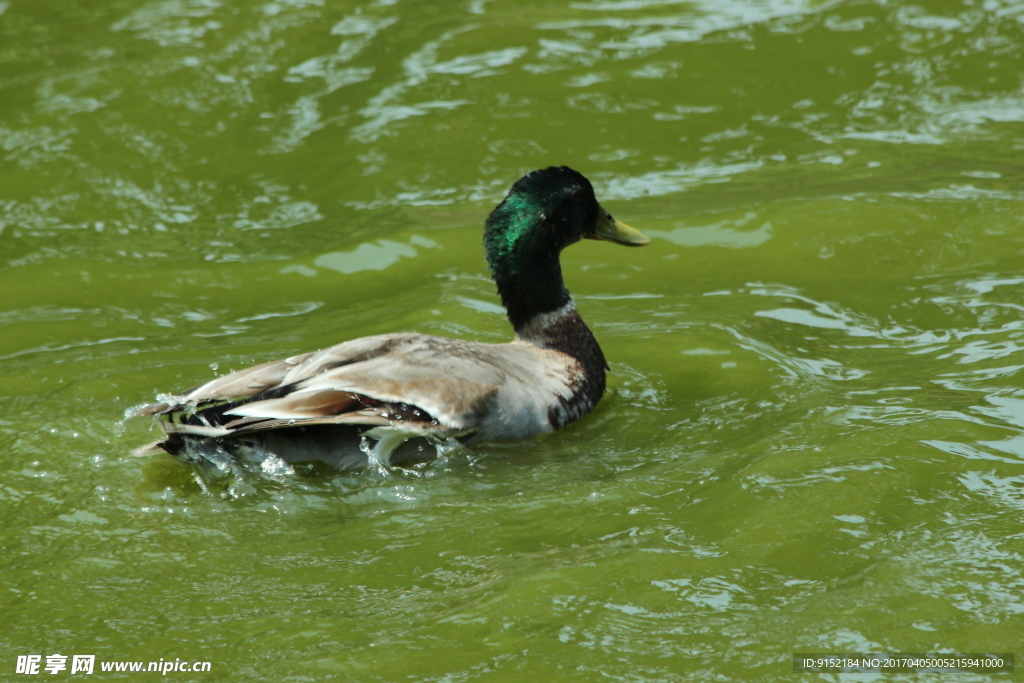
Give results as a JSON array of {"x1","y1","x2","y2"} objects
[{"x1": 3, "y1": 0, "x2": 1024, "y2": 679}]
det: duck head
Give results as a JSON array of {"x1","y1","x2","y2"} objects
[{"x1": 483, "y1": 166, "x2": 649, "y2": 330}]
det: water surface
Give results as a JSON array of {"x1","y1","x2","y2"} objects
[{"x1": 2, "y1": 0, "x2": 1024, "y2": 680}]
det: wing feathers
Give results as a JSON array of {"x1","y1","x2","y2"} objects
[
  {"x1": 226, "y1": 390, "x2": 361, "y2": 419},
  {"x1": 181, "y1": 353, "x2": 314, "y2": 403}
]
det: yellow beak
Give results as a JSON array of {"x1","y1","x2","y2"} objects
[{"x1": 587, "y1": 205, "x2": 650, "y2": 246}]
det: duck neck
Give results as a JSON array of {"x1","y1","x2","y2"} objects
[
  {"x1": 513, "y1": 300, "x2": 602, "y2": 359},
  {"x1": 491, "y1": 250, "x2": 572, "y2": 333},
  {"x1": 490, "y1": 250, "x2": 606, "y2": 372}
]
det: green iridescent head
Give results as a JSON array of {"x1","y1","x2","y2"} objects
[
  {"x1": 484, "y1": 166, "x2": 647, "y2": 273},
  {"x1": 483, "y1": 166, "x2": 648, "y2": 329}
]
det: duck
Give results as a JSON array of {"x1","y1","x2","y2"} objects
[{"x1": 136, "y1": 166, "x2": 649, "y2": 470}]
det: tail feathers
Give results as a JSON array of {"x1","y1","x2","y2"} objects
[
  {"x1": 134, "y1": 384, "x2": 455, "y2": 470},
  {"x1": 132, "y1": 436, "x2": 185, "y2": 457},
  {"x1": 132, "y1": 440, "x2": 169, "y2": 457}
]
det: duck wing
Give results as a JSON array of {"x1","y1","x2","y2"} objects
[
  {"x1": 140, "y1": 334, "x2": 506, "y2": 439},
  {"x1": 226, "y1": 334, "x2": 508, "y2": 432},
  {"x1": 133, "y1": 352, "x2": 315, "y2": 416}
]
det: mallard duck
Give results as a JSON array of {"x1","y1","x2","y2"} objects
[{"x1": 136, "y1": 166, "x2": 649, "y2": 469}]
